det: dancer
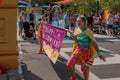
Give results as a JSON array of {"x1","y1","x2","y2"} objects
[{"x1": 67, "y1": 16, "x2": 106, "y2": 80}]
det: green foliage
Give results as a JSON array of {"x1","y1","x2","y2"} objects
[
  {"x1": 21, "y1": 0, "x2": 120, "y2": 13},
  {"x1": 100, "y1": 0, "x2": 120, "y2": 13},
  {"x1": 68, "y1": 0, "x2": 120, "y2": 14}
]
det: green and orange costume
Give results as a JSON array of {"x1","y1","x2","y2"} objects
[{"x1": 67, "y1": 27, "x2": 97, "y2": 73}]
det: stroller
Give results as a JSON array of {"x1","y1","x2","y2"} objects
[{"x1": 22, "y1": 22, "x2": 36, "y2": 40}]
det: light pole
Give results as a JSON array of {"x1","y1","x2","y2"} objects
[
  {"x1": 96, "y1": 0, "x2": 100, "y2": 17},
  {"x1": 74, "y1": 3, "x2": 77, "y2": 13}
]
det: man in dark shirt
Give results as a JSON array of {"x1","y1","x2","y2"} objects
[
  {"x1": 87, "y1": 14, "x2": 94, "y2": 30},
  {"x1": 29, "y1": 10, "x2": 36, "y2": 28}
]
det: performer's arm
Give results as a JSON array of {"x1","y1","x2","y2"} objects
[
  {"x1": 66, "y1": 29, "x2": 77, "y2": 41},
  {"x1": 91, "y1": 40, "x2": 106, "y2": 62}
]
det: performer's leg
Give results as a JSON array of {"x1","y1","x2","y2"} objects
[
  {"x1": 83, "y1": 71, "x2": 89, "y2": 80},
  {"x1": 81, "y1": 63, "x2": 90, "y2": 80},
  {"x1": 68, "y1": 66, "x2": 75, "y2": 78},
  {"x1": 81, "y1": 55, "x2": 91, "y2": 80},
  {"x1": 67, "y1": 55, "x2": 77, "y2": 80},
  {"x1": 40, "y1": 42, "x2": 43, "y2": 52}
]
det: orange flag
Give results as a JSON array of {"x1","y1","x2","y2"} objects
[{"x1": 104, "y1": 8, "x2": 109, "y2": 22}]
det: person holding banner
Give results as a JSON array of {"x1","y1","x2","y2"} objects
[
  {"x1": 37, "y1": 16, "x2": 45, "y2": 54},
  {"x1": 66, "y1": 16, "x2": 106, "y2": 80}
]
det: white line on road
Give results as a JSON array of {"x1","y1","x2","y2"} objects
[
  {"x1": 94, "y1": 34, "x2": 120, "y2": 42},
  {"x1": 105, "y1": 39, "x2": 120, "y2": 42},
  {"x1": 102, "y1": 77, "x2": 120, "y2": 80},
  {"x1": 94, "y1": 57, "x2": 120, "y2": 65}
]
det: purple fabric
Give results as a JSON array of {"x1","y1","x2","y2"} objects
[{"x1": 42, "y1": 23, "x2": 66, "y2": 52}]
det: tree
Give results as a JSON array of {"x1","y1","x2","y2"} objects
[
  {"x1": 100, "y1": 0, "x2": 120, "y2": 13},
  {"x1": 22, "y1": 0, "x2": 59, "y2": 6},
  {"x1": 68, "y1": 0, "x2": 97, "y2": 14}
]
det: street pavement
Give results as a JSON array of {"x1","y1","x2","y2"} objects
[{"x1": 18, "y1": 34, "x2": 120, "y2": 80}]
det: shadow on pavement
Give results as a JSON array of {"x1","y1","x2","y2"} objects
[
  {"x1": 21, "y1": 63, "x2": 43, "y2": 80},
  {"x1": 51, "y1": 56, "x2": 83, "y2": 80}
]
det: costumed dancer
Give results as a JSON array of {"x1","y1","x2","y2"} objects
[{"x1": 66, "y1": 16, "x2": 106, "y2": 80}]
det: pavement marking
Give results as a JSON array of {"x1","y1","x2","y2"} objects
[
  {"x1": 94, "y1": 34, "x2": 120, "y2": 42},
  {"x1": 94, "y1": 57, "x2": 120, "y2": 65},
  {"x1": 105, "y1": 39, "x2": 120, "y2": 42},
  {"x1": 99, "y1": 47, "x2": 115, "y2": 54},
  {"x1": 102, "y1": 77, "x2": 120, "y2": 80}
]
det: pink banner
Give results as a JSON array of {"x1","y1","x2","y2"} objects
[{"x1": 42, "y1": 23, "x2": 66, "y2": 63}]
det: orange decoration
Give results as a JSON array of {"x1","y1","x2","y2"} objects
[
  {"x1": 104, "y1": 8, "x2": 109, "y2": 22},
  {"x1": 52, "y1": 0, "x2": 75, "y2": 5}
]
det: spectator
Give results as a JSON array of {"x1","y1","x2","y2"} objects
[
  {"x1": 29, "y1": 10, "x2": 36, "y2": 28},
  {"x1": 18, "y1": 11, "x2": 25, "y2": 38},
  {"x1": 87, "y1": 13, "x2": 94, "y2": 30},
  {"x1": 64, "y1": 10, "x2": 71, "y2": 37},
  {"x1": 106, "y1": 12, "x2": 114, "y2": 36},
  {"x1": 115, "y1": 12, "x2": 120, "y2": 25}
]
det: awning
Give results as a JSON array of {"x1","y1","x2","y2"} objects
[
  {"x1": 18, "y1": 0, "x2": 32, "y2": 7},
  {"x1": 52, "y1": 0, "x2": 75, "y2": 5}
]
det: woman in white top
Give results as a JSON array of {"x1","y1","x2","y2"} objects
[
  {"x1": 18, "y1": 11, "x2": 25, "y2": 38},
  {"x1": 106, "y1": 12, "x2": 114, "y2": 36}
]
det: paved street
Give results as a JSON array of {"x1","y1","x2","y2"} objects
[{"x1": 18, "y1": 34, "x2": 120, "y2": 80}]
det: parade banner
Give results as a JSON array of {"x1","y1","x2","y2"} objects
[{"x1": 42, "y1": 23, "x2": 66, "y2": 63}]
